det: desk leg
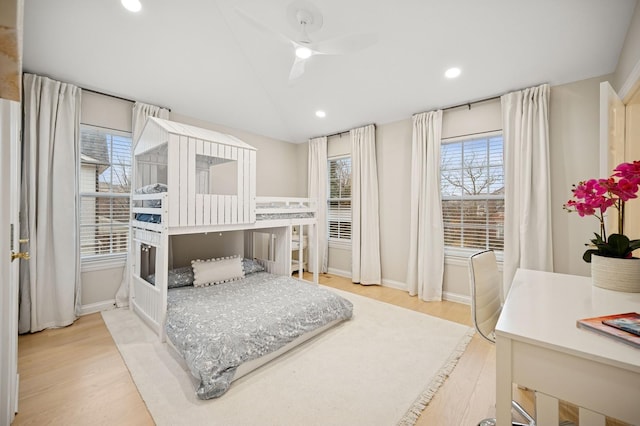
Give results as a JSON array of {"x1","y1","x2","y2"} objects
[{"x1": 496, "y1": 336, "x2": 513, "y2": 426}]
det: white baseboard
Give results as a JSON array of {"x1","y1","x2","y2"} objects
[
  {"x1": 327, "y1": 267, "x2": 351, "y2": 278},
  {"x1": 443, "y1": 291, "x2": 470, "y2": 305},
  {"x1": 79, "y1": 299, "x2": 116, "y2": 316},
  {"x1": 381, "y1": 278, "x2": 406, "y2": 291}
]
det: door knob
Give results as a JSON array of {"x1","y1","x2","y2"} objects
[{"x1": 11, "y1": 251, "x2": 30, "y2": 262}]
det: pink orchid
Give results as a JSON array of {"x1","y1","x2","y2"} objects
[
  {"x1": 564, "y1": 160, "x2": 639, "y2": 240},
  {"x1": 613, "y1": 161, "x2": 640, "y2": 182}
]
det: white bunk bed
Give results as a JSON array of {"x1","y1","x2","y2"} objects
[
  {"x1": 127, "y1": 118, "x2": 352, "y2": 399},
  {"x1": 129, "y1": 117, "x2": 320, "y2": 337}
]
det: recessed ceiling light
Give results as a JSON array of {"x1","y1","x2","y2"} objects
[
  {"x1": 445, "y1": 67, "x2": 461, "y2": 79},
  {"x1": 121, "y1": 0, "x2": 142, "y2": 12},
  {"x1": 296, "y1": 46, "x2": 313, "y2": 59},
  {"x1": 315, "y1": 110, "x2": 326, "y2": 118}
]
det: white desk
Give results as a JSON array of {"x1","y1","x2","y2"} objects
[{"x1": 495, "y1": 269, "x2": 640, "y2": 426}]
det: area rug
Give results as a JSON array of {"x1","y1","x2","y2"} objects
[{"x1": 102, "y1": 289, "x2": 473, "y2": 426}]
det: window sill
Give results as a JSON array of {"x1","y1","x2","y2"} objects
[
  {"x1": 444, "y1": 247, "x2": 504, "y2": 267},
  {"x1": 329, "y1": 239, "x2": 351, "y2": 250},
  {"x1": 81, "y1": 254, "x2": 127, "y2": 272}
]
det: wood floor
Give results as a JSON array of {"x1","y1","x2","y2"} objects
[{"x1": 13, "y1": 273, "x2": 623, "y2": 425}]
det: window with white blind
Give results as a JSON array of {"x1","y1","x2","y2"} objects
[
  {"x1": 80, "y1": 125, "x2": 132, "y2": 264},
  {"x1": 328, "y1": 156, "x2": 352, "y2": 245},
  {"x1": 441, "y1": 132, "x2": 504, "y2": 253}
]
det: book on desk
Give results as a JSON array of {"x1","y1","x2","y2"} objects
[{"x1": 576, "y1": 312, "x2": 640, "y2": 349}]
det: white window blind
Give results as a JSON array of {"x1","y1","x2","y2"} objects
[
  {"x1": 441, "y1": 133, "x2": 504, "y2": 252},
  {"x1": 328, "y1": 156, "x2": 352, "y2": 243},
  {"x1": 80, "y1": 125, "x2": 132, "y2": 262}
]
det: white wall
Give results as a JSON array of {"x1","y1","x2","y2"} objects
[{"x1": 549, "y1": 75, "x2": 610, "y2": 277}]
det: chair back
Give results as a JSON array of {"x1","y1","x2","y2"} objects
[{"x1": 468, "y1": 250, "x2": 502, "y2": 343}]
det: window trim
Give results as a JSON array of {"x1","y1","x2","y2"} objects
[
  {"x1": 440, "y1": 131, "x2": 504, "y2": 254},
  {"x1": 79, "y1": 124, "x2": 132, "y2": 268},
  {"x1": 327, "y1": 154, "x2": 352, "y2": 246}
]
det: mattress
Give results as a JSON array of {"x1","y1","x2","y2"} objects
[{"x1": 165, "y1": 272, "x2": 353, "y2": 399}]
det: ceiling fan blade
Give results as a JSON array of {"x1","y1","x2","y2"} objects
[
  {"x1": 235, "y1": 7, "x2": 294, "y2": 46},
  {"x1": 314, "y1": 33, "x2": 378, "y2": 56},
  {"x1": 289, "y1": 56, "x2": 307, "y2": 80}
]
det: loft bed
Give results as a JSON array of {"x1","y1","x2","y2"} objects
[{"x1": 127, "y1": 118, "x2": 352, "y2": 399}]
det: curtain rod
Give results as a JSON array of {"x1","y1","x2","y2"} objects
[
  {"x1": 315, "y1": 123, "x2": 376, "y2": 140},
  {"x1": 82, "y1": 87, "x2": 172, "y2": 112},
  {"x1": 413, "y1": 94, "x2": 501, "y2": 117}
]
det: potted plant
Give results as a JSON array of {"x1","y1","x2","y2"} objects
[{"x1": 564, "y1": 160, "x2": 640, "y2": 292}]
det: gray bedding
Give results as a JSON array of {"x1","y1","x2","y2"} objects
[{"x1": 165, "y1": 272, "x2": 353, "y2": 399}]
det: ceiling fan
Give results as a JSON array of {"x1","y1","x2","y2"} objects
[{"x1": 236, "y1": 0, "x2": 377, "y2": 80}]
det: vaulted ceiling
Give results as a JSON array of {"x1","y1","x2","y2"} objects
[{"x1": 23, "y1": 0, "x2": 637, "y2": 142}]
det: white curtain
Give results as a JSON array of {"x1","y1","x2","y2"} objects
[
  {"x1": 406, "y1": 110, "x2": 444, "y2": 301},
  {"x1": 115, "y1": 102, "x2": 169, "y2": 308},
  {"x1": 308, "y1": 136, "x2": 328, "y2": 273},
  {"x1": 502, "y1": 84, "x2": 553, "y2": 296},
  {"x1": 350, "y1": 124, "x2": 381, "y2": 285},
  {"x1": 19, "y1": 73, "x2": 81, "y2": 333}
]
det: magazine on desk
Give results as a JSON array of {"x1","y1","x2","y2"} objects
[{"x1": 576, "y1": 312, "x2": 640, "y2": 349}]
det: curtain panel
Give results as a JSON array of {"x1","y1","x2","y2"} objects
[
  {"x1": 406, "y1": 110, "x2": 445, "y2": 301},
  {"x1": 308, "y1": 136, "x2": 329, "y2": 273},
  {"x1": 501, "y1": 83, "x2": 553, "y2": 297},
  {"x1": 19, "y1": 73, "x2": 81, "y2": 333},
  {"x1": 350, "y1": 124, "x2": 381, "y2": 285},
  {"x1": 115, "y1": 102, "x2": 170, "y2": 308}
]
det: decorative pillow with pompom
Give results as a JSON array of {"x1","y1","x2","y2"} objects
[{"x1": 191, "y1": 255, "x2": 244, "y2": 287}]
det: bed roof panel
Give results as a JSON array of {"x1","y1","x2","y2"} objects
[{"x1": 134, "y1": 117, "x2": 257, "y2": 156}]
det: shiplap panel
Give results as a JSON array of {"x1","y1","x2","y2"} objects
[
  {"x1": 237, "y1": 148, "x2": 244, "y2": 223},
  {"x1": 225, "y1": 195, "x2": 232, "y2": 224},
  {"x1": 211, "y1": 142, "x2": 218, "y2": 159},
  {"x1": 231, "y1": 196, "x2": 238, "y2": 224},
  {"x1": 196, "y1": 139, "x2": 204, "y2": 155},
  {"x1": 187, "y1": 138, "x2": 196, "y2": 226},
  {"x1": 177, "y1": 136, "x2": 189, "y2": 226},
  {"x1": 203, "y1": 194, "x2": 211, "y2": 225},
  {"x1": 244, "y1": 148, "x2": 250, "y2": 223},
  {"x1": 225, "y1": 145, "x2": 232, "y2": 160},
  {"x1": 195, "y1": 194, "x2": 203, "y2": 226},
  {"x1": 211, "y1": 195, "x2": 218, "y2": 225},
  {"x1": 218, "y1": 195, "x2": 224, "y2": 224},
  {"x1": 167, "y1": 135, "x2": 180, "y2": 226},
  {"x1": 204, "y1": 140, "x2": 211, "y2": 157},
  {"x1": 249, "y1": 150, "x2": 256, "y2": 222}
]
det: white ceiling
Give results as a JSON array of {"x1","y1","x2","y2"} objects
[{"x1": 22, "y1": 0, "x2": 637, "y2": 143}]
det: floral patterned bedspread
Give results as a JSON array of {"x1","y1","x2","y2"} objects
[{"x1": 165, "y1": 272, "x2": 353, "y2": 399}]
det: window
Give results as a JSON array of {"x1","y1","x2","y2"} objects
[
  {"x1": 328, "y1": 156, "x2": 352, "y2": 245},
  {"x1": 80, "y1": 125, "x2": 132, "y2": 263},
  {"x1": 441, "y1": 133, "x2": 504, "y2": 252}
]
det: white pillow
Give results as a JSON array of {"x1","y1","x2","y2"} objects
[{"x1": 191, "y1": 255, "x2": 244, "y2": 287}]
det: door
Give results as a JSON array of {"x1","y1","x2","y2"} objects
[
  {"x1": 0, "y1": 99, "x2": 21, "y2": 424},
  {"x1": 599, "y1": 81, "x2": 626, "y2": 234}
]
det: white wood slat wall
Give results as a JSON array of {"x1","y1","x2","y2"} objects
[{"x1": 166, "y1": 134, "x2": 256, "y2": 227}]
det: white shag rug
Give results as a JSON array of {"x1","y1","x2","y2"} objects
[{"x1": 102, "y1": 289, "x2": 473, "y2": 426}]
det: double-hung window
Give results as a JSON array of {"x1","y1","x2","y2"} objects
[
  {"x1": 440, "y1": 132, "x2": 504, "y2": 253},
  {"x1": 79, "y1": 125, "x2": 132, "y2": 266},
  {"x1": 327, "y1": 156, "x2": 352, "y2": 246}
]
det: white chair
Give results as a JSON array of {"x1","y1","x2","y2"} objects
[{"x1": 469, "y1": 250, "x2": 536, "y2": 426}]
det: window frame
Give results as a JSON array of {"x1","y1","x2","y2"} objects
[
  {"x1": 79, "y1": 124, "x2": 133, "y2": 270},
  {"x1": 440, "y1": 130, "x2": 504, "y2": 259},
  {"x1": 327, "y1": 155, "x2": 352, "y2": 249}
]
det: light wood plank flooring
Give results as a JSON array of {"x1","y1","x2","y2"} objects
[{"x1": 14, "y1": 273, "x2": 624, "y2": 425}]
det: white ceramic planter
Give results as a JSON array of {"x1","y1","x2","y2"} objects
[{"x1": 591, "y1": 254, "x2": 640, "y2": 292}]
